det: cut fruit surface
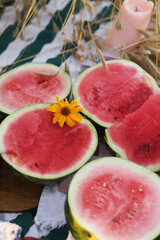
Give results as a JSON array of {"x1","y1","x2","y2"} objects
[
  {"x1": 0, "y1": 103, "x2": 98, "y2": 183},
  {"x1": 66, "y1": 157, "x2": 160, "y2": 240},
  {"x1": 73, "y1": 59, "x2": 158, "y2": 128},
  {"x1": 0, "y1": 63, "x2": 72, "y2": 114},
  {"x1": 105, "y1": 93, "x2": 160, "y2": 172}
]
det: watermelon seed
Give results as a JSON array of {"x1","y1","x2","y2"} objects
[
  {"x1": 134, "y1": 202, "x2": 138, "y2": 207},
  {"x1": 127, "y1": 208, "x2": 132, "y2": 213},
  {"x1": 35, "y1": 163, "x2": 38, "y2": 167},
  {"x1": 113, "y1": 218, "x2": 118, "y2": 222},
  {"x1": 108, "y1": 108, "x2": 111, "y2": 112},
  {"x1": 37, "y1": 80, "x2": 47, "y2": 84},
  {"x1": 114, "y1": 116, "x2": 118, "y2": 120},
  {"x1": 139, "y1": 187, "x2": 143, "y2": 191},
  {"x1": 125, "y1": 215, "x2": 132, "y2": 220},
  {"x1": 103, "y1": 183, "x2": 106, "y2": 187},
  {"x1": 131, "y1": 189, "x2": 135, "y2": 193},
  {"x1": 23, "y1": 96, "x2": 29, "y2": 100}
]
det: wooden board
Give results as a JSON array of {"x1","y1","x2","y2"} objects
[{"x1": 0, "y1": 158, "x2": 44, "y2": 212}]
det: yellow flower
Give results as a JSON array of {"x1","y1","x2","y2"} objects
[{"x1": 47, "y1": 96, "x2": 83, "y2": 128}]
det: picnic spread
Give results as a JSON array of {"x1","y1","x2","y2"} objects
[{"x1": 0, "y1": 0, "x2": 160, "y2": 239}]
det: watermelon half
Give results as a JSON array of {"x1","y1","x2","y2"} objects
[
  {"x1": 0, "y1": 63, "x2": 72, "y2": 114},
  {"x1": 105, "y1": 92, "x2": 160, "y2": 172},
  {"x1": 0, "y1": 103, "x2": 98, "y2": 183},
  {"x1": 65, "y1": 157, "x2": 160, "y2": 240},
  {"x1": 73, "y1": 59, "x2": 158, "y2": 128}
]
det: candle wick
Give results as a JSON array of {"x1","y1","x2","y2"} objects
[{"x1": 134, "y1": 6, "x2": 138, "y2": 12}]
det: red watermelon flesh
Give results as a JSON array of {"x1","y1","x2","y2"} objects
[
  {"x1": 73, "y1": 60, "x2": 158, "y2": 127},
  {"x1": 106, "y1": 93, "x2": 160, "y2": 171},
  {"x1": 78, "y1": 170, "x2": 159, "y2": 239},
  {"x1": 0, "y1": 63, "x2": 71, "y2": 114},
  {"x1": 67, "y1": 157, "x2": 160, "y2": 240},
  {"x1": 0, "y1": 103, "x2": 98, "y2": 181}
]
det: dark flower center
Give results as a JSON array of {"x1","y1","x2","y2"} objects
[{"x1": 61, "y1": 106, "x2": 70, "y2": 116}]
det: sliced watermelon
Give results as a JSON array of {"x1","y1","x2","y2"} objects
[
  {"x1": 105, "y1": 93, "x2": 160, "y2": 172},
  {"x1": 66, "y1": 157, "x2": 160, "y2": 240},
  {"x1": 0, "y1": 63, "x2": 72, "y2": 114},
  {"x1": 73, "y1": 59, "x2": 158, "y2": 128},
  {"x1": 0, "y1": 103, "x2": 98, "y2": 183}
]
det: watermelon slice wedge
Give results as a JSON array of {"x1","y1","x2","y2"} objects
[
  {"x1": 105, "y1": 92, "x2": 160, "y2": 172},
  {"x1": 73, "y1": 59, "x2": 158, "y2": 128},
  {"x1": 66, "y1": 157, "x2": 160, "y2": 240},
  {"x1": 0, "y1": 103, "x2": 98, "y2": 183},
  {"x1": 0, "y1": 63, "x2": 72, "y2": 114}
]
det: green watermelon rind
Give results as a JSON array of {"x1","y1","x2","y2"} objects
[
  {"x1": 73, "y1": 59, "x2": 159, "y2": 128},
  {"x1": 0, "y1": 103, "x2": 98, "y2": 184},
  {"x1": 105, "y1": 128, "x2": 127, "y2": 159},
  {"x1": 0, "y1": 62, "x2": 72, "y2": 115},
  {"x1": 105, "y1": 121, "x2": 160, "y2": 172},
  {"x1": 66, "y1": 157, "x2": 160, "y2": 240},
  {"x1": 65, "y1": 199, "x2": 97, "y2": 240}
]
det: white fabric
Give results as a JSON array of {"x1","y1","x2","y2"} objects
[
  {"x1": 0, "y1": 221, "x2": 22, "y2": 240},
  {"x1": 34, "y1": 183, "x2": 66, "y2": 237}
]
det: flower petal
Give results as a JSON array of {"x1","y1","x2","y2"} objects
[
  {"x1": 53, "y1": 117, "x2": 58, "y2": 124},
  {"x1": 69, "y1": 100, "x2": 79, "y2": 110},
  {"x1": 47, "y1": 104, "x2": 60, "y2": 113},
  {"x1": 53, "y1": 113, "x2": 61, "y2": 123},
  {"x1": 71, "y1": 106, "x2": 83, "y2": 113},
  {"x1": 56, "y1": 96, "x2": 62, "y2": 106},
  {"x1": 58, "y1": 115, "x2": 66, "y2": 128},
  {"x1": 69, "y1": 113, "x2": 83, "y2": 122},
  {"x1": 64, "y1": 98, "x2": 69, "y2": 106},
  {"x1": 66, "y1": 116, "x2": 76, "y2": 127},
  {"x1": 60, "y1": 99, "x2": 65, "y2": 107}
]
